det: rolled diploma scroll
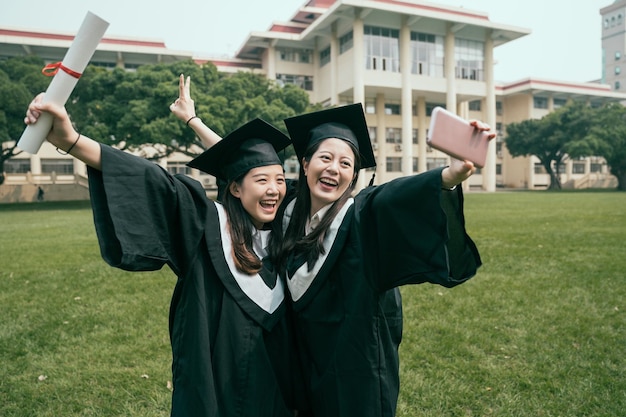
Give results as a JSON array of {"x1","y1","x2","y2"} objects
[{"x1": 17, "y1": 12, "x2": 109, "y2": 154}]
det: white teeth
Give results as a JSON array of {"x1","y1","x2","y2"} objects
[{"x1": 320, "y1": 178, "x2": 338, "y2": 186}]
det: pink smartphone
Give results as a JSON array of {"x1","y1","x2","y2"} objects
[{"x1": 426, "y1": 106, "x2": 491, "y2": 168}]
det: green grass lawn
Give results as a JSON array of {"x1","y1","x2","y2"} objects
[{"x1": 1, "y1": 192, "x2": 625, "y2": 416}]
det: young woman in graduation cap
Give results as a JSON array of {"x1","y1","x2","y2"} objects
[
  {"x1": 270, "y1": 103, "x2": 494, "y2": 417},
  {"x1": 24, "y1": 88, "x2": 299, "y2": 416}
]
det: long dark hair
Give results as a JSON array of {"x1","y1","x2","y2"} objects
[
  {"x1": 221, "y1": 174, "x2": 264, "y2": 275},
  {"x1": 276, "y1": 138, "x2": 362, "y2": 271}
]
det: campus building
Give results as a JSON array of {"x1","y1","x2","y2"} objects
[
  {"x1": 1, "y1": 0, "x2": 624, "y2": 202},
  {"x1": 601, "y1": 0, "x2": 626, "y2": 90}
]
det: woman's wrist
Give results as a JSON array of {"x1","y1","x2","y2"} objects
[
  {"x1": 186, "y1": 115, "x2": 200, "y2": 126},
  {"x1": 441, "y1": 167, "x2": 457, "y2": 189}
]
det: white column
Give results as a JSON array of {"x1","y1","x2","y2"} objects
[
  {"x1": 417, "y1": 96, "x2": 427, "y2": 173},
  {"x1": 330, "y1": 23, "x2": 339, "y2": 105},
  {"x1": 30, "y1": 154, "x2": 41, "y2": 175},
  {"x1": 483, "y1": 33, "x2": 496, "y2": 192},
  {"x1": 376, "y1": 93, "x2": 386, "y2": 182},
  {"x1": 444, "y1": 24, "x2": 457, "y2": 113},
  {"x1": 353, "y1": 9, "x2": 367, "y2": 190},
  {"x1": 566, "y1": 159, "x2": 573, "y2": 181},
  {"x1": 400, "y1": 16, "x2": 413, "y2": 177},
  {"x1": 266, "y1": 43, "x2": 277, "y2": 81},
  {"x1": 352, "y1": 9, "x2": 366, "y2": 105},
  {"x1": 312, "y1": 40, "x2": 321, "y2": 104}
]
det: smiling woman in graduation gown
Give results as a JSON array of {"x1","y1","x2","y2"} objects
[
  {"x1": 86, "y1": 119, "x2": 299, "y2": 417},
  {"x1": 277, "y1": 104, "x2": 484, "y2": 417}
]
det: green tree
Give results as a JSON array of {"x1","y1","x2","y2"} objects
[
  {"x1": 1, "y1": 57, "x2": 314, "y2": 182},
  {"x1": 505, "y1": 101, "x2": 594, "y2": 190},
  {"x1": 584, "y1": 103, "x2": 626, "y2": 191},
  {"x1": 68, "y1": 60, "x2": 313, "y2": 160},
  {"x1": 0, "y1": 56, "x2": 48, "y2": 185}
]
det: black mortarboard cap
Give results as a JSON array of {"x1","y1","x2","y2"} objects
[
  {"x1": 283, "y1": 103, "x2": 376, "y2": 169},
  {"x1": 187, "y1": 118, "x2": 290, "y2": 181}
]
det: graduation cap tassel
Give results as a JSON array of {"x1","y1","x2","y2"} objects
[{"x1": 368, "y1": 172, "x2": 376, "y2": 187}]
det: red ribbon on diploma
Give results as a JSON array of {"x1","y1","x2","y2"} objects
[{"x1": 42, "y1": 62, "x2": 82, "y2": 79}]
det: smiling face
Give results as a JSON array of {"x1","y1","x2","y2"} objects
[
  {"x1": 302, "y1": 138, "x2": 357, "y2": 215},
  {"x1": 229, "y1": 164, "x2": 286, "y2": 229}
]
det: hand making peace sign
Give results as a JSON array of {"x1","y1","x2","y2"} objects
[{"x1": 169, "y1": 74, "x2": 196, "y2": 124}]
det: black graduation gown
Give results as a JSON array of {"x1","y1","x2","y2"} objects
[
  {"x1": 282, "y1": 168, "x2": 482, "y2": 417},
  {"x1": 87, "y1": 145, "x2": 294, "y2": 417}
]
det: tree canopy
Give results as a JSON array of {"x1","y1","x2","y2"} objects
[
  {"x1": 0, "y1": 56, "x2": 51, "y2": 184},
  {"x1": 585, "y1": 102, "x2": 626, "y2": 190},
  {"x1": 504, "y1": 101, "x2": 625, "y2": 190},
  {"x1": 67, "y1": 59, "x2": 314, "y2": 159},
  {"x1": 0, "y1": 56, "x2": 316, "y2": 184}
]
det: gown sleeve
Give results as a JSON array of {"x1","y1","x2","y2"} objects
[
  {"x1": 355, "y1": 167, "x2": 481, "y2": 292},
  {"x1": 87, "y1": 144, "x2": 209, "y2": 276}
]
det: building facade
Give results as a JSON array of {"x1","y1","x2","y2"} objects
[
  {"x1": 2, "y1": 0, "x2": 624, "y2": 201},
  {"x1": 601, "y1": 0, "x2": 626, "y2": 90}
]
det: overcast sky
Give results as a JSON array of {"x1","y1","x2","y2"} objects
[{"x1": 0, "y1": 0, "x2": 613, "y2": 83}]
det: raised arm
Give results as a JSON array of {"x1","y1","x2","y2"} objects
[
  {"x1": 169, "y1": 74, "x2": 222, "y2": 148},
  {"x1": 24, "y1": 93, "x2": 102, "y2": 170}
]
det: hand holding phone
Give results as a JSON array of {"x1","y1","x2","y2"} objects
[{"x1": 426, "y1": 107, "x2": 491, "y2": 168}]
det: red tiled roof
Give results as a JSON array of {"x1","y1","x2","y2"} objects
[
  {"x1": 375, "y1": 0, "x2": 489, "y2": 21},
  {"x1": 0, "y1": 29, "x2": 167, "y2": 48},
  {"x1": 503, "y1": 79, "x2": 610, "y2": 92},
  {"x1": 269, "y1": 24, "x2": 305, "y2": 34}
]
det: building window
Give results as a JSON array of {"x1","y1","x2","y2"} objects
[
  {"x1": 412, "y1": 129, "x2": 418, "y2": 144},
  {"x1": 41, "y1": 159, "x2": 74, "y2": 174},
  {"x1": 412, "y1": 157, "x2": 420, "y2": 172},
  {"x1": 364, "y1": 26, "x2": 400, "y2": 72},
  {"x1": 553, "y1": 98, "x2": 567, "y2": 108},
  {"x1": 616, "y1": 81, "x2": 621, "y2": 90},
  {"x1": 572, "y1": 162, "x2": 586, "y2": 174},
  {"x1": 533, "y1": 97, "x2": 548, "y2": 109},
  {"x1": 280, "y1": 49, "x2": 295, "y2": 62},
  {"x1": 166, "y1": 162, "x2": 191, "y2": 175},
  {"x1": 365, "y1": 99, "x2": 376, "y2": 114},
  {"x1": 534, "y1": 163, "x2": 546, "y2": 174},
  {"x1": 616, "y1": 66, "x2": 621, "y2": 75},
  {"x1": 299, "y1": 50, "x2": 312, "y2": 63},
  {"x1": 339, "y1": 31, "x2": 353, "y2": 54},
  {"x1": 455, "y1": 38, "x2": 484, "y2": 81},
  {"x1": 4, "y1": 159, "x2": 31, "y2": 173},
  {"x1": 320, "y1": 46, "x2": 331, "y2": 67},
  {"x1": 496, "y1": 101, "x2": 503, "y2": 116},
  {"x1": 385, "y1": 103, "x2": 401, "y2": 115},
  {"x1": 605, "y1": 18, "x2": 610, "y2": 29},
  {"x1": 92, "y1": 61, "x2": 117, "y2": 69},
  {"x1": 385, "y1": 127, "x2": 402, "y2": 144},
  {"x1": 426, "y1": 102, "x2": 445, "y2": 116},
  {"x1": 386, "y1": 157, "x2": 402, "y2": 172},
  {"x1": 368, "y1": 126, "x2": 377, "y2": 144},
  {"x1": 496, "y1": 164, "x2": 502, "y2": 175},
  {"x1": 590, "y1": 163, "x2": 603, "y2": 173},
  {"x1": 410, "y1": 32, "x2": 444, "y2": 77},
  {"x1": 469, "y1": 100, "x2": 481, "y2": 111},
  {"x1": 496, "y1": 140, "x2": 503, "y2": 157},
  {"x1": 276, "y1": 74, "x2": 314, "y2": 91},
  {"x1": 616, "y1": 51, "x2": 622, "y2": 60},
  {"x1": 496, "y1": 122, "x2": 503, "y2": 138},
  {"x1": 427, "y1": 157, "x2": 448, "y2": 170}
]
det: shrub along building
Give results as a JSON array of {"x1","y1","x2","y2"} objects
[{"x1": 2, "y1": 0, "x2": 624, "y2": 202}]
